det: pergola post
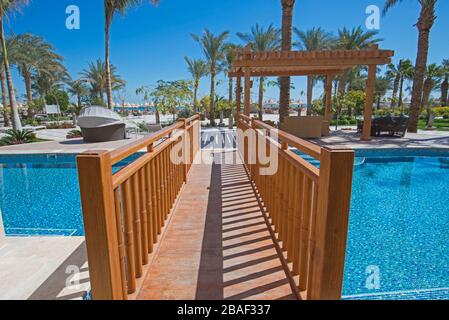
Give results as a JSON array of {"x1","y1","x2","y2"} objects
[
  {"x1": 236, "y1": 76, "x2": 242, "y2": 120},
  {"x1": 362, "y1": 65, "x2": 377, "y2": 141},
  {"x1": 324, "y1": 74, "x2": 333, "y2": 121},
  {"x1": 244, "y1": 68, "x2": 251, "y2": 116}
]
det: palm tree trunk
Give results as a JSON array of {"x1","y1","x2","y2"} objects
[
  {"x1": 0, "y1": 66, "x2": 9, "y2": 127},
  {"x1": 408, "y1": 4, "x2": 435, "y2": 133},
  {"x1": 422, "y1": 79, "x2": 432, "y2": 126},
  {"x1": 105, "y1": 17, "x2": 113, "y2": 109},
  {"x1": 0, "y1": 14, "x2": 21, "y2": 130},
  {"x1": 398, "y1": 76, "x2": 405, "y2": 110},
  {"x1": 279, "y1": 0, "x2": 295, "y2": 124},
  {"x1": 391, "y1": 75, "x2": 400, "y2": 109},
  {"x1": 229, "y1": 77, "x2": 234, "y2": 123},
  {"x1": 441, "y1": 77, "x2": 448, "y2": 106},
  {"x1": 258, "y1": 77, "x2": 264, "y2": 120},
  {"x1": 156, "y1": 109, "x2": 160, "y2": 124},
  {"x1": 209, "y1": 69, "x2": 216, "y2": 126},
  {"x1": 338, "y1": 71, "x2": 348, "y2": 96},
  {"x1": 306, "y1": 75, "x2": 314, "y2": 116},
  {"x1": 193, "y1": 79, "x2": 199, "y2": 113},
  {"x1": 23, "y1": 71, "x2": 33, "y2": 105}
]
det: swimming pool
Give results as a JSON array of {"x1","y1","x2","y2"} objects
[{"x1": 0, "y1": 149, "x2": 448, "y2": 300}]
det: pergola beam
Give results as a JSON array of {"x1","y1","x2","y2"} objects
[
  {"x1": 230, "y1": 45, "x2": 394, "y2": 141},
  {"x1": 244, "y1": 68, "x2": 251, "y2": 116},
  {"x1": 229, "y1": 68, "x2": 346, "y2": 78}
]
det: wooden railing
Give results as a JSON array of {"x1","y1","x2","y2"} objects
[
  {"x1": 77, "y1": 115, "x2": 200, "y2": 300},
  {"x1": 238, "y1": 114, "x2": 355, "y2": 300}
]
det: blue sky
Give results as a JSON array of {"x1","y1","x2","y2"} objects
[{"x1": 7, "y1": 0, "x2": 449, "y2": 103}]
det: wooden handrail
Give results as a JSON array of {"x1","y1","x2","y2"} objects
[
  {"x1": 77, "y1": 116, "x2": 200, "y2": 300},
  {"x1": 110, "y1": 115, "x2": 200, "y2": 165},
  {"x1": 237, "y1": 115, "x2": 354, "y2": 300}
]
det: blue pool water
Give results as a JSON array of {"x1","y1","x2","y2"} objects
[
  {"x1": 0, "y1": 149, "x2": 448, "y2": 299},
  {"x1": 0, "y1": 153, "x2": 141, "y2": 236}
]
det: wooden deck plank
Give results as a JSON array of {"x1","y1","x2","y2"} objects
[{"x1": 136, "y1": 151, "x2": 296, "y2": 300}]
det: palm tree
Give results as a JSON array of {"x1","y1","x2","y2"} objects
[
  {"x1": 0, "y1": 0, "x2": 30, "y2": 130},
  {"x1": 279, "y1": 0, "x2": 296, "y2": 123},
  {"x1": 336, "y1": 26, "x2": 382, "y2": 95},
  {"x1": 421, "y1": 63, "x2": 442, "y2": 125},
  {"x1": 192, "y1": 29, "x2": 229, "y2": 126},
  {"x1": 440, "y1": 59, "x2": 449, "y2": 106},
  {"x1": 0, "y1": 68, "x2": 8, "y2": 126},
  {"x1": 0, "y1": 35, "x2": 20, "y2": 127},
  {"x1": 80, "y1": 59, "x2": 125, "y2": 105},
  {"x1": 12, "y1": 34, "x2": 68, "y2": 113},
  {"x1": 68, "y1": 80, "x2": 89, "y2": 110},
  {"x1": 184, "y1": 57, "x2": 208, "y2": 113},
  {"x1": 396, "y1": 59, "x2": 415, "y2": 110},
  {"x1": 375, "y1": 75, "x2": 393, "y2": 110},
  {"x1": 237, "y1": 24, "x2": 280, "y2": 120},
  {"x1": 104, "y1": 0, "x2": 159, "y2": 109},
  {"x1": 386, "y1": 62, "x2": 401, "y2": 108},
  {"x1": 222, "y1": 43, "x2": 241, "y2": 124},
  {"x1": 384, "y1": 0, "x2": 437, "y2": 132},
  {"x1": 294, "y1": 27, "x2": 334, "y2": 115}
]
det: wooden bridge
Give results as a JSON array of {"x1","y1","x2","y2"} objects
[{"x1": 77, "y1": 114, "x2": 355, "y2": 300}]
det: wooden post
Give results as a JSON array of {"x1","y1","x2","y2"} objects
[
  {"x1": 77, "y1": 151, "x2": 124, "y2": 300},
  {"x1": 308, "y1": 146, "x2": 354, "y2": 300},
  {"x1": 324, "y1": 74, "x2": 333, "y2": 121},
  {"x1": 236, "y1": 76, "x2": 242, "y2": 122},
  {"x1": 362, "y1": 65, "x2": 376, "y2": 141},
  {"x1": 244, "y1": 68, "x2": 251, "y2": 116},
  {"x1": 182, "y1": 119, "x2": 188, "y2": 182}
]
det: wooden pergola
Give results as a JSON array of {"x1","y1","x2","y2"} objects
[{"x1": 229, "y1": 45, "x2": 394, "y2": 141}]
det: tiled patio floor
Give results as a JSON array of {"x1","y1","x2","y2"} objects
[{"x1": 137, "y1": 151, "x2": 297, "y2": 300}]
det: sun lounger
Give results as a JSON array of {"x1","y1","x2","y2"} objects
[
  {"x1": 78, "y1": 106, "x2": 126, "y2": 142},
  {"x1": 358, "y1": 115, "x2": 409, "y2": 137}
]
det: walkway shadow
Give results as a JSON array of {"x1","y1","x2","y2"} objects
[
  {"x1": 196, "y1": 151, "x2": 297, "y2": 300},
  {"x1": 195, "y1": 155, "x2": 224, "y2": 299},
  {"x1": 28, "y1": 242, "x2": 89, "y2": 300}
]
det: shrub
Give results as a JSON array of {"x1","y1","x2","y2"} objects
[
  {"x1": 433, "y1": 107, "x2": 449, "y2": 119},
  {"x1": 0, "y1": 129, "x2": 36, "y2": 145},
  {"x1": 46, "y1": 122, "x2": 75, "y2": 129},
  {"x1": 66, "y1": 129, "x2": 82, "y2": 139}
]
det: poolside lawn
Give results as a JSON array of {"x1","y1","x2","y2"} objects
[{"x1": 418, "y1": 119, "x2": 449, "y2": 131}]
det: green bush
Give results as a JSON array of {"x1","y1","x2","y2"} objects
[
  {"x1": 66, "y1": 129, "x2": 83, "y2": 139},
  {"x1": 0, "y1": 130, "x2": 37, "y2": 146},
  {"x1": 433, "y1": 107, "x2": 449, "y2": 118}
]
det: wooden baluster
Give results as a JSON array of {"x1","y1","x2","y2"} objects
[
  {"x1": 144, "y1": 163, "x2": 154, "y2": 253},
  {"x1": 156, "y1": 153, "x2": 164, "y2": 230},
  {"x1": 164, "y1": 147, "x2": 169, "y2": 219},
  {"x1": 113, "y1": 188, "x2": 128, "y2": 300},
  {"x1": 286, "y1": 163, "x2": 296, "y2": 262},
  {"x1": 148, "y1": 144, "x2": 159, "y2": 242},
  {"x1": 292, "y1": 171, "x2": 304, "y2": 275},
  {"x1": 278, "y1": 156, "x2": 288, "y2": 245},
  {"x1": 306, "y1": 182, "x2": 319, "y2": 293},
  {"x1": 122, "y1": 179, "x2": 137, "y2": 293},
  {"x1": 299, "y1": 177, "x2": 313, "y2": 291},
  {"x1": 138, "y1": 169, "x2": 149, "y2": 263},
  {"x1": 131, "y1": 174, "x2": 143, "y2": 278},
  {"x1": 158, "y1": 151, "x2": 164, "y2": 224}
]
